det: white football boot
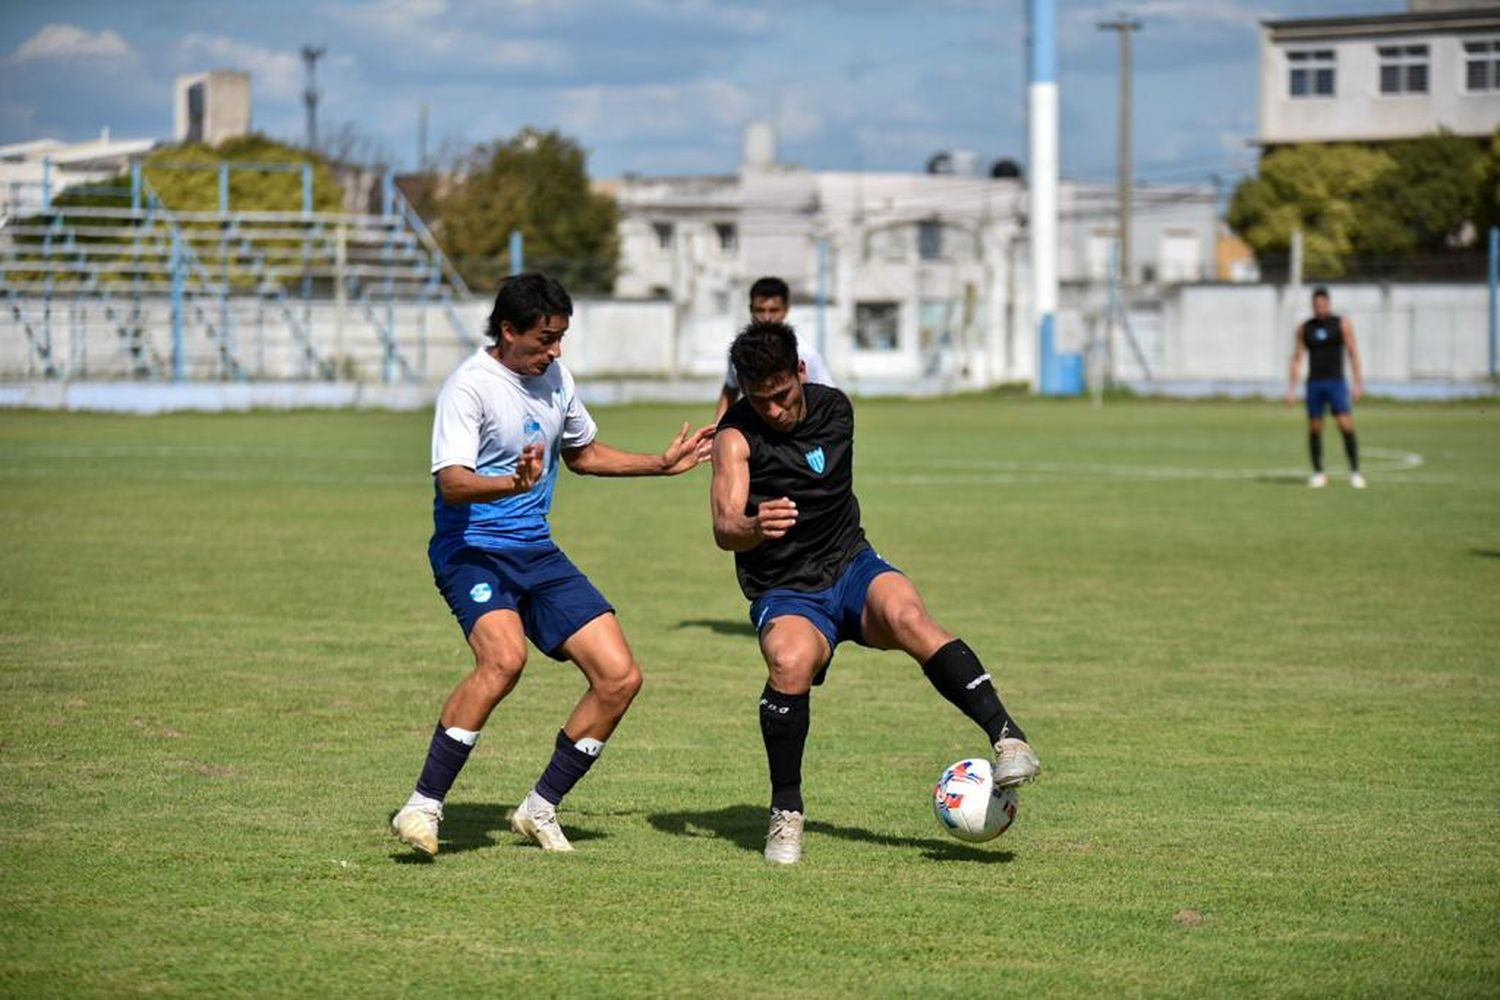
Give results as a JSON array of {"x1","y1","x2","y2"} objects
[
  {"x1": 511, "y1": 790, "x2": 575, "y2": 852},
  {"x1": 764, "y1": 808, "x2": 805, "y2": 865},
  {"x1": 993, "y1": 736, "x2": 1041, "y2": 788},
  {"x1": 1308, "y1": 472, "x2": 1328, "y2": 489},
  {"x1": 1349, "y1": 472, "x2": 1367, "y2": 489},
  {"x1": 391, "y1": 799, "x2": 442, "y2": 857}
]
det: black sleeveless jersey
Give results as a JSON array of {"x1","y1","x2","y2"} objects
[
  {"x1": 718, "y1": 383, "x2": 869, "y2": 600},
  {"x1": 1302, "y1": 315, "x2": 1345, "y2": 381}
]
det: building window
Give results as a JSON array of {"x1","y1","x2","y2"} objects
[
  {"x1": 1288, "y1": 49, "x2": 1335, "y2": 98},
  {"x1": 651, "y1": 222, "x2": 673, "y2": 250},
  {"x1": 854, "y1": 302, "x2": 899, "y2": 352},
  {"x1": 917, "y1": 220, "x2": 944, "y2": 261},
  {"x1": 1464, "y1": 39, "x2": 1500, "y2": 92},
  {"x1": 1379, "y1": 44, "x2": 1429, "y2": 95},
  {"x1": 713, "y1": 222, "x2": 737, "y2": 253}
]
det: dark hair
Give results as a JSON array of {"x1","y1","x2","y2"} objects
[
  {"x1": 730, "y1": 320, "x2": 800, "y2": 388},
  {"x1": 486, "y1": 272, "x2": 573, "y2": 343},
  {"x1": 1311, "y1": 285, "x2": 1330, "y2": 302},
  {"x1": 748, "y1": 276, "x2": 790, "y2": 304}
]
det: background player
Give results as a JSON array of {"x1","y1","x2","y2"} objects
[
  {"x1": 1288, "y1": 286, "x2": 1366, "y2": 489},
  {"x1": 391, "y1": 272, "x2": 714, "y2": 857},
  {"x1": 710, "y1": 320, "x2": 1040, "y2": 865},
  {"x1": 714, "y1": 276, "x2": 834, "y2": 421}
]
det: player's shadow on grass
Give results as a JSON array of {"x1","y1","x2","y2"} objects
[
  {"x1": 647, "y1": 804, "x2": 1013, "y2": 864},
  {"x1": 1253, "y1": 472, "x2": 1315, "y2": 486},
  {"x1": 676, "y1": 618, "x2": 758, "y2": 637},
  {"x1": 1471, "y1": 548, "x2": 1500, "y2": 559},
  {"x1": 389, "y1": 802, "x2": 607, "y2": 863}
]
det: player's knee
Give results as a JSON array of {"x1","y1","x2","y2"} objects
[
  {"x1": 593, "y1": 660, "x2": 643, "y2": 710},
  {"x1": 472, "y1": 650, "x2": 526, "y2": 693},
  {"x1": 887, "y1": 599, "x2": 936, "y2": 643},
  {"x1": 764, "y1": 650, "x2": 818, "y2": 694}
]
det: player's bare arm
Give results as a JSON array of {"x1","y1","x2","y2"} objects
[
  {"x1": 563, "y1": 421, "x2": 715, "y2": 477},
  {"x1": 1286, "y1": 327, "x2": 1306, "y2": 405},
  {"x1": 710, "y1": 426, "x2": 797, "y2": 551},
  {"x1": 435, "y1": 445, "x2": 544, "y2": 503},
  {"x1": 1343, "y1": 317, "x2": 1364, "y2": 400}
]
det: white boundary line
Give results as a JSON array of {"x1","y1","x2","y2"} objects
[
  {"x1": 863, "y1": 448, "x2": 1470, "y2": 487},
  {"x1": 2, "y1": 444, "x2": 1492, "y2": 488}
]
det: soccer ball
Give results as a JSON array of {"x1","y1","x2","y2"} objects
[{"x1": 933, "y1": 758, "x2": 1018, "y2": 843}]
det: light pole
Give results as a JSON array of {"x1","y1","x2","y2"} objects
[
  {"x1": 1098, "y1": 14, "x2": 1142, "y2": 293},
  {"x1": 1028, "y1": 0, "x2": 1059, "y2": 393}
]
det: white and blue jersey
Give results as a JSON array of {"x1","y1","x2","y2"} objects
[{"x1": 428, "y1": 348, "x2": 597, "y2": 572}]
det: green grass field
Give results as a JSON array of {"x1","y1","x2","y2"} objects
[{"x1": 1, "y1": 396, "x2": 1497, "y2": 996}]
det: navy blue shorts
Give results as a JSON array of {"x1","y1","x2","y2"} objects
[
  {"x1": 748, "y1": 547, "x2": 901, "y2": 676},
  {"x1": 433, "y1": 545, "x2": 613, "y2": 660},
  {"x1": 1306, "y1": 378, "x2": 1352, "y2": 418}
]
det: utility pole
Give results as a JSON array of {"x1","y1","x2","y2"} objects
[
  {"x1": 301, "y1": 45, "x2": 325, "y2": 153},
  {"x1": 1098, "y1": 14, "x2": 1142, "y2": 293}
]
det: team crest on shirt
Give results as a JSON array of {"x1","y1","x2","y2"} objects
[
  {"x1": 804, "y1": 446, "x2": 826, "y2": 475},
  {"x1": 469, "y1": 583, "x2": 493, "y2": 603},
  {"x1": 1315, "y1": 328, "x2": 1328, "y2": 341}
]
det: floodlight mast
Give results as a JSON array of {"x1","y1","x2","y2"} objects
[{"x1": 301, "y1": 45, "x2": 326, "y2": 153}]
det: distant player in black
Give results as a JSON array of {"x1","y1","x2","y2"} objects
[
  {"x1": 1288, "y1": 286, "x2": 1366, "y2": 489},
  {"x1": 710, "y1": 320, "x2": 1040, "y2": 864}
]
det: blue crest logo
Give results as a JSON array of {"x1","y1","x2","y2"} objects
[
  {"x1": 804, "y1": 446, "x2": 826, "y2": 475},
  {"x1": 469, "y1": 583, "x2": 493, "y2": 604}
]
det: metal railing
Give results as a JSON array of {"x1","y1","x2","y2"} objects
[{"x1": 1, "y1": 159, "x2": 479, "y2": 383}]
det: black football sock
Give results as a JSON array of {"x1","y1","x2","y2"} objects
[
  {"x1": 535, "y1": 729, "x2": 603, "y2": 806},
  {"x1": 1341, "y1": 429, "x2": 1359, "y2": 472},
  {"x1": 415, "y1": 723, "x2": 477, "y2": 802},
  {"x1": 759, "y1": 684, "x2": 810, "y2": 814},
  {"x1": 1309, "y1": 432, "x2": 1324, "y2": 472},
  {"x1": 922, "y1": 639, "x2": 1026, "y2": 745}
]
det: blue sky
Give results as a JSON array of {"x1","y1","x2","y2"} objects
[{"x1": 0, "y1": 0, "x2": 1405, "y2": 185}]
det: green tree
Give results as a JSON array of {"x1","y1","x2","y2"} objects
[
  {"x1": 1353, "y1": 131, "x2": 1485, "y2": 258},
  {"x1": 1229, "y1": 143, "x2": 1395, "y2": 279},
  {"x1": 1473, "y1": 128, "x2": 1500, "y2": 237},
  {"x1": 434, "y1": 127, "x2": 619, "y2": 295}
]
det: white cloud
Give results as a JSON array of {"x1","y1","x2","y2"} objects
[
  {"x1": 320, "y1": 0, "x2": 569, "y2": 76},
  {"x1": 176, "y1": 34, "x2": 303, "y2": 101},
  {"x1": 12, "y1": 24, "x2": 134, "y2": 62},
  {"x1": 557, "y1": 80, "x2": 755, "y2": 141}
]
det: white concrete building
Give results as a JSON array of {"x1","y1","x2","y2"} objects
[
  {"x1": 0, "y1": 134, "x2": 158, "y2": 220},
  {"x1": 1259, "y1": 0, "x2": 1500, "y2": 148},
  {"x1": 609, "y1": 128, "x2": 1216, "y2": 390},
  {"x1": 173, "y1": 71, "x2": 252, "y2": 147}
]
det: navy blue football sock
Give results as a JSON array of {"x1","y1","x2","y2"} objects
[
  {"x1": 760, "y1": 684, "x2": 810, "y2": 813},
  {"x1": 415, "y1": 723, "x2": 477, "y2": 802},
  {"x1": 1309, "y1": 431, "x2": 1324, "y2": 472},
  {"x1": 534, "y1": 729, "x2": 603, "y2": 806},
  {"x1": 1341, "y1": 429, "x2": 1358, "y2": 472},
  {"x1": 922, "y1": 639, "x2": 1026, "y2": 745}
]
